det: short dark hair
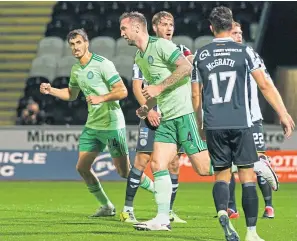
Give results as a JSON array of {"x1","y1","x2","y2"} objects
[
  {"x1": 152, "y1": 11, "x2": 174, "y2": 25},
  {"x1": 67, "y1": 29, "x2": 89, "y2": 43},
  {"x1": 119, "y1": 11, "x2": 147, "y2": 27},
  {"x1": 209, "y1": 6, "x2": 233, "y2": 33}
]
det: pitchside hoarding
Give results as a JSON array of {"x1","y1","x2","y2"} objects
[
  {"x1": 0, "y1": 150, "x2": 133, "y2": 181},
  {"x1": 0, "y1": 126, "x2": 138, "y2": 151},
  {"x1": 0, "y1": 150, "x2": 296, "y2": 183},
  {"x1": 0, "y1": 125, "x2": 296, "y2": 151}
]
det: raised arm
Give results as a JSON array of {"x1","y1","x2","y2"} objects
[
  {"x1": 47, "y1": 86, "x2": 80, "y2": 101},
  {"x1": 40, "y1": 67, "x2": 80, "y2": 101}
]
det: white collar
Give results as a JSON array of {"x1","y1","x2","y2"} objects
[{"x1": 212, "y1": 37, "x2": 234, "y2": 42}]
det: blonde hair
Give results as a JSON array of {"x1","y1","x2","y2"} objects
[
  {"x1": 152, "y1": 11, "x2": 174, "y2": 26},
  {"x1": 232, "y1": 21, "x2": 241, "y2": 28}
]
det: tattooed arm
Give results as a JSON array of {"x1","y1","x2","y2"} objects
[
  {"x1": 142, "y1": 55, "x2": 192, "y2": 99},
  {"x1": 159, "y1": 55, "x2": 192, "y2": 91}
]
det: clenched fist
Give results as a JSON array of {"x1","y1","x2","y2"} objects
[{"x1": 40, "y1": 83, "x2": 51, "y2": 95}]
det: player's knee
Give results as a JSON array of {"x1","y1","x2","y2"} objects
[
  {"x1": 193, "y1": 161, "x2": 212, "y2": 176},
  {"x1": 168, "y1": 156, "x2": 180, "y2": 174},
  {"x1": 134, "y1": 152, "x2": 150, "y2": 169},
  {"x1": 76, "y1": 163, "x2": 89, "y2": 176},
  {"x1": 238, "y1": 165, "x2": 255, "y2": 183},
  {"x1": 134, "y1": 161, "x2": 147, "y2": 172},
  {"x1": 150, "y1": 159, "x2": 161, "y2": 173},
  {"x1": 168, "y1": 164, "x2": 179, "y2": 175},
  {"x1": 76, "y1": 163, "x2": 82, "y2": 173},
  {"x1": 134, "y1": 157, "x2": 149, "y2": 171},
  {"x1": 197, "y1": 168, "x2": 211, "y2": 176}
]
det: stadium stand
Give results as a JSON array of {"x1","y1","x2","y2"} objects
[
  {"x1": 0, "y1": 1, "x2": 55, "y2": 125},
  {"x1": 15, "y1": 1, "x2": 264, "y2": 125},
  {"x1": 90, "y1": 37, "x2": 116, "y2": 60}
]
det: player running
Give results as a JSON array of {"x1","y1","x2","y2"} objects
[
  {"x1": 192, "y1": 6, "x2": 294, "y2": 241},
  {"x1": 40, "y1": 29, "x2": 153, "y2": 217},
  {"x1": 120, "y1": 11, "x2": 193, "y2": 224},
  {"x1": 120, "y1": 12, "x2": 212, "y2": 231},
  {"x1": 228, "y1": 21, "x2": 277, "y2": 219}
]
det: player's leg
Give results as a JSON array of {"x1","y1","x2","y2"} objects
[
  {"x1": 252, "y1": 120, "x2": 274, "y2": 218},
  {"x1": 77, "y1": 127, "x2": 114, "y2": 217},
  {"x1": 168, "y1": 154, "x2": 179, "y2": 212},
  {"x1": 227, "y1": 170, "x2": 240, "y2": 219},
  {"x1": 134, "y1": 119, "x2": 177, "y2": 231},
  {"x1": 120, "y1": 152, "x2": 151, "y2": 223},
  {"x1": 134, "y1": 122, "x2": 155, "y2": 192},
  {"x1": 257, "y1": 172, "x2": 274, "y2": 218},
  {"x1": 206, "y1": 129, "x2": 239, "y2": 241},
  {"x1": 252, "y1": 121, "x2": 279, "y2": 191},
  {"x1": 105, "y1": 127, "x2": 153, "y2": 188},
  {"x1": 232, "y1": 128, "x2": 264, "y2": 241},
  {"x1": 120, "y1": 121, "x2": 155, "y2": 222},
  {"x1": 105, "y1": 127, "x2": 154, "y2": 222},
  {"x1": 177, "y1": 113, "x2": 212, "y2": 176},
  {"x1": 168, "y1": 152, "x2": 186, "y2": 223}
]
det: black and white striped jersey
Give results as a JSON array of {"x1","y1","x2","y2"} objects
[
  {"x1": 192, "y1": 37, "x2": 262, "y2": 130},
  {"x1": 249, "y1": 53, "x2": 272, "y2": 122}
]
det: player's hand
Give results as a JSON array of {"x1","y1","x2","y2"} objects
[
  {"x1": 147, "y1": 109, "x2": 161, "y2": 127},
  {"x1": 279, "y1": 112, "x2": 295, "y2": 138},
  {"x1": 86, "y1": 96, "x2": 103, "y2": 105},
  {"x1": 40, "y1": 83, "x2": 51, "y2": 95},
  {"x1": 142, "y1": 85, "x2": 163, "y2": 99},
  {"x1": 136, "y1": 105, "x2": 149, "y2": 119}
]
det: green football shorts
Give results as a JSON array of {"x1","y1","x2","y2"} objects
[
  {"x1": 154, "y1": 112, "x2": 207, "y2": 155},
  {"x1": 79, "y1": 127, "x2": 128, "y2": 157}
]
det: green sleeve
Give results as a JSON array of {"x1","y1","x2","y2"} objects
[
  {"x1": 68, "y1": 66, "x2": 79, "y2": 89},
  {"x1": 101, "y1": 60, "x2": 121, "y2": 87},
  {"x1": 156, "y1": 38, "x2": 182, "y2": 65}
]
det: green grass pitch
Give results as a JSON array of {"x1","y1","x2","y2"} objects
[{"x1": 1, "y1": 182, "x2": 296, "y2": 241}]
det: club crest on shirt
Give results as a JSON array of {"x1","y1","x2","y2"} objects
[
  {"x1": 87, "y1": 71, "x2": 94, "y2": 79},
  {"x1": 148, "y1": 55, "x2": 154, "y2": 65}
]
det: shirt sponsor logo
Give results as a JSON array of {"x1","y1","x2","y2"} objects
[
  {"x1": 199, "y1": 50, "x2": 211, "y2": 61},
  {"x1": 139, "y1": 127, "x2": 149, "y2": 139}
]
